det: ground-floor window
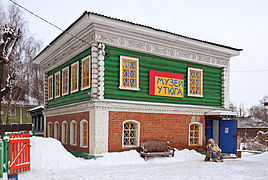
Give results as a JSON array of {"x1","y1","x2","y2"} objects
[
  {"x1": 80, "y1": 120, "x2": 88, "y2": 148},
  {"x1": 54, "y1": 121, "x2": 60, "y2": 140},
  {"x1": 70, "y1": 120, "x2": 77, "y2": 146},
  {"x1": 47, "y1": 122, "x2": 53, "y2": 137},
  {"x1": 122, "y1": 120, "x2": 140, "y2": 147},
  {"x1": 62, "y1": 121, "x2": 68, "y2": 145},
  {"x1": 189, "y1": 122, "x2": 202, "y2": 146}
]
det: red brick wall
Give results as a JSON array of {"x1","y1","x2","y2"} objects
[
  {"x1": 46, "y1": 111, "x2": 89, "y2": 153},
  {"x1": 109, "y1": 111, "x2": 205, "y2": 152}
]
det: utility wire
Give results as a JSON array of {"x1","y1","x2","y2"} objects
[
  {"x1": 9, "y1": 0, "x2": 90, "y2": 45},
  {"x1": 8, "y1": 1, "x2": 268, "y2": 74}
]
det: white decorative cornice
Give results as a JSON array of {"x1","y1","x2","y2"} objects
[
  {"x1": 42, "y1": 32, "x2": 95, "y2": 72},
  {"x1": 95, "y1": 31, "x2": 229, "y2": 67}
]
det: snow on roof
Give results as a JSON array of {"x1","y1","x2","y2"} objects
[
  {"x1": 206, "y1": 110, "x2": 237, "y2": 116},
  {"x1": 27, "y1": 105, "x2": 44, "y2": 112}
]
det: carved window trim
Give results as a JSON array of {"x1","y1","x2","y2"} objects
[
  {"x1": 48, "y1": 75, "x2": 53, "y2": 100},
  {"x1": 54, "y1": 121, "x2": 60, "y2": 140},
  {"x1": 81, "y1": 56, "x2": 91, "y2": 90},
  {"x1": 70, "y1": 120, "x2": 77, "y2": 146},
  {"x1": 122, "y1": 120, "x2": 140, "y2": 148},
  {"x1": 187, "y1": 67, "x2": 203, "y2": 97},
  {"x1": 54, "y1": 71, "x2": 61, "y2": 98},
  {"x1": 71, "y1": 61, "x2": 79, "y2": 93},
  {"x1": 188, "y1": 122, "x2": 202, "y2": 147},
  {"x1": 47, "y1": 122, "x2": 53, "y2": 137},
  {"x1": 119, "y1": 56, "x2": 139, "y2": 91},
  {"x1": 80, "y1": 120, "x2": 88, "y2": 148},
  {"x1": 61, "y1": 121, "x2": 68, "y2": 145},
  {"x1": 62, "y1": 66, "x2": 69, "y2": 96}
]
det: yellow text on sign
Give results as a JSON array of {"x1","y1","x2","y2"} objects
[{"x1": 154, "y1": 76, "x2": 184, "y2": 98}]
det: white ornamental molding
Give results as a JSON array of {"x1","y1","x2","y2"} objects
[
  {"x1": 222, "y1": 67, "x2": 230, "y2": 109},
  {"x1": 92, "y1": 101, "x2": 212, "y2": 115},
  {"x1": 95, "y1": 31, "x2": 229, "y2": 67},
  {"x1": 42, "y1": 32, "x2": 95, "y2": 71},
  {"x1": 91, "y1": 42, "x2": 105, "y2": 100}
]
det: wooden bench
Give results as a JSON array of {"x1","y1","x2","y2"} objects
[{"x1": 140, "y1": 141, "x2": 175, "y2": 160}]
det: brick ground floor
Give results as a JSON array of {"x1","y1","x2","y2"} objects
[
  {"x1": 108, "y1": 111, "x2": 206, "y2": 152},
  {"x1": 46, "y1": 111, "x2": 89, "y2": 154}
]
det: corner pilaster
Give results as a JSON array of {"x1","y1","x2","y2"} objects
[{"x1": 91, "y1": 42, "x2": 105, "y2": 100}]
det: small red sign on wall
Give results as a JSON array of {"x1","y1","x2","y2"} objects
[{"x1": 149, "y1": 70, "x2": 184, "y2": 98}]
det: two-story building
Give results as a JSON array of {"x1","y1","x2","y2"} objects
[{"x1": 34, "y1": 12, "x2": 242, "y2": 157}]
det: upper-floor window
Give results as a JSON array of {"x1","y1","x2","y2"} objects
[
  {"x1": 119, "y1": 56, "x2": 139, "y2": 90},
  {"x1": 188, "y1": 67, "x2": 203, "y2": 97},
  {"x1": 55, "y1": 71, "x2": 61, "y2": 98},
  {"x1": 48, "y1": 75, "x2": 53, "y2": 100},
  {"x1": 122, "y1": 120, "x2": 140, "y2": 147},
  {"x1": 62, "y1": 67, "x2": 69, "y2": 96},
  {"x1": 71, "y1": 62, "x2": 79, "y2": 93},
  {"x1": 80, "y1": 120, "x2": 88, "y2": 148},
  {"x1": 189, "y1": 122, "x2": 202, "y2": 146},
  {"x1": 81, "y1": 56, "x2": 90, "y2": 90}
]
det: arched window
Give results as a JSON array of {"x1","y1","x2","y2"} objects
[
  {"x1": 54, "y1": 121, "x2": 60, "y2": 140},
  {"x1": 80, "y1": 120, "x2": 88, "y2": 148},
  {"x1": 122, "y1": 120, "x2": 140, "y2": 147},
  {"x1": 62, "y1": 121, "x2": 68, "y2": 145},
  {"x1": 189, "y1": 122, "x2": 202, "y2": 146},
  {"x1": 47, "y1": 122, "x2": 53, "y2": 137},
  {"x1": 70, "y1": 120, "x2": 77, "y2": 146}
]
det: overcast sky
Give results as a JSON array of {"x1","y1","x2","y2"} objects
[{"x1": 4, "y1": 0, "x2": 268, "y2": 107}]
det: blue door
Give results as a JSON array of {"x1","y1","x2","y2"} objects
[
  {"x1": 219, "y1": 120, "x2": 236, "y2": 153},
  {"x1": 206, "y1": 120, "x2": 213, "y2": 144}
]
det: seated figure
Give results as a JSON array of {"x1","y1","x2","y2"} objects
[{"x1": 204, "y1": 138, "x2": 223, "y2": 162}]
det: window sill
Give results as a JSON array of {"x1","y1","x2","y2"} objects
[
  {"x1": 80, "y1": 145, "x2": 88, "y2": 148},
  {"x1": 70, "y1": 143, "x2": 77, "y2": 147},
  {"x1": 119, "y1": 86, "x2": 140, "y2": 91},
  {"x1": 187, "y1": 94, "x2": 203, "y2": 98}
]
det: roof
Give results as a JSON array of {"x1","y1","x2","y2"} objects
[
  {"x1": 34, "y1": 11, "x2": 242, "y2": 62},
  {"x1": 27, "y1": 105, "x2": 44, "y2": 112}
]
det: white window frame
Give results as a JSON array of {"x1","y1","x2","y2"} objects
[
  {"x1": 54, "y1": 121, "x2": 60, "y2": 140},
  {"x1": 62, "y1": 66, "x2": 69, "y2": 96},
  {"x1": 187, "y1": 67, "x2": 203, "y2": 97},
  {"x1": 70, "y1": 120, "x2": 77, "y2": 146},
  {"x1": 61, "y1": 121, "x2": 68, "y2": 145},
  {"x1": 71, "y1": 61, "x2": 79, "y2": 93},
  {"x1": 81, "y1": 56, "x2": 91, "y2": 90},
  {"x1": 122, "y1": 120, "x2": 140, "y2": 148},
  {"x1": 80, "y1": 119, "x2": 88, "y2": 148},
  {"x1": 119, "y1": 56, "x2": 140, "y2": 91},
  {"x1": 188, "y1": 122, "x2": 203, "y2": 147},
  {"x1": 48, "y1": 75, "x2": 54, "y2": 100},
  {"x1": 47, "y1": 122, "x2": 53, "y2": 137},
  {"x1": 54, "y1": 71, "x2": 61, "y2": 98}
]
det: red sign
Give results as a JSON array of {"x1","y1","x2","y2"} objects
[{"x1": 149, "y1": 70, "x2": 184, "y2": 98}]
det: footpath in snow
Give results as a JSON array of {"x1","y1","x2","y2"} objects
[{"x1": 18, "y1": 137, "x2": 268, "y2": 180}]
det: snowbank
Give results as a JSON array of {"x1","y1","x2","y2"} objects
[
  {"x1": 30, "y1": 137, "x2": 204, "y2": 171},
  {"x1": 30, "y1": 137, "x2": 86, "y2": 171}
]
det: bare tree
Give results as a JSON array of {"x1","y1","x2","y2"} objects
[{"x1": 0, "y1": 3, "x2": 43, "y2": 124}]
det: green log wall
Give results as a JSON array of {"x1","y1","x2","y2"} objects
[
  {"x1": 104, "y1": 46, "x2": 223, "y2": 107},
  {"x1": 48, "y1": 49, "x2": 91, "y2": 108}
]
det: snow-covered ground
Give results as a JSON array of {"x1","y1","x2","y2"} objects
[{"x1": 15, "y1": 137, "x2": 268, "y2": 180}]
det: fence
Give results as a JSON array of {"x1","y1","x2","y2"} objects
[{"x1": 0, "y1": 132, "x2": 31, "y2": 177}]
